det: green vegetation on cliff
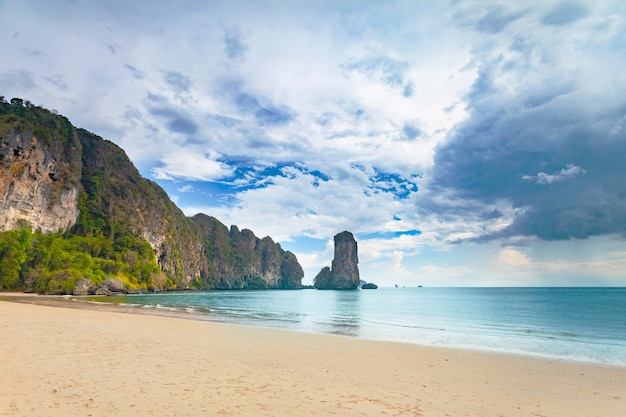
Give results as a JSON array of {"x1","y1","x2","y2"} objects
[
  {"x1": 192, "y1": 214, "x2": 304, "y2": 290},
  {"x1": 0, "y1": 97, "x2": 303, "y2": 294},
  {"x1": 0, "y1": 226, "x2": 162, "y2": 293},
  {"x1": 75, "y1": 128, "x2": 209, "y2": 285}
]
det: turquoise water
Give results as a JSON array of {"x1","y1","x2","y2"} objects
[{"x1": 115, "y1": 287, "x2": 626, "y2": 365}]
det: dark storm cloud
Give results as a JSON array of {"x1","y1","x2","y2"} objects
[
  {"x1": 430, "y1": 64, "x2": 626, "y2": 241},
  {"x1": 481, "y1": 209, "x2": 503, "y2": 220},
  {"x1": 541, "y1": 1, "x2": 589, "y2": 26}
]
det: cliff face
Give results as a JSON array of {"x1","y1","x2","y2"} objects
[
  {"x1": 0, "y1": 122, "x2": 81, "y2": 233},
  {"x1": 76, "y1": 129, "x2": 209, "y2": 287},
  {"x1": 0, "y1": 99, "x2": 304, "y2": 293},
  {"x1": 314, "y1": 231, "x2": 360, "y2": 290},
  {"x1": 192, "y1": 214, "x2": 303, "y2": 289},
  {"x1": 330, "y1": 231, "x2": 360, "y2": 289}
]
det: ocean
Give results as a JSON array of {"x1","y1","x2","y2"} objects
[{"x1": 99, "y1": 287, "x2": 626, "y2": 366}]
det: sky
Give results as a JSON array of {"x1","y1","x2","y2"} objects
[{"x1": 1, "y1": 0, "x2": 625, "y2": 287}]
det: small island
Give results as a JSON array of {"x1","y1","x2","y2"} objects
[{"x1": 313, "y1": 231, "x2": 360, "y2": 290}]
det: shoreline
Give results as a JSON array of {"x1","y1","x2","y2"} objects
[
  {"x1": 1, "y1": 297, "x2": 625, "y2": 416},
  {"x1": 2, "y1": 292, "x2": 624, "y2": 369}
]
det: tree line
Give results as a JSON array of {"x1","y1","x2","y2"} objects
[{"x1": 0, "y1": 225, "x2": 165, "y2": 294}]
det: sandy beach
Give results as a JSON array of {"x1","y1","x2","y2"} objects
[{"x1": 0, "y1": 298, "x2": 624, "y2": 417}]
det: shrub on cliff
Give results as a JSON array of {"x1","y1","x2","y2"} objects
[{"x1": 0, "y1": 226, "x2": 161, "y2": 294}]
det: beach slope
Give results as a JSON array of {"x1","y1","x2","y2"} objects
[{"x1": 0, "y1": 300, "x2": 624, "y2": 416}]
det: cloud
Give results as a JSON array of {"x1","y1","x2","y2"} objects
[
  {"x1": 178, "y1": 184, "x2": 194, "y2": 193},
  {"x1": 2, "y1": 0, "x2": 625, "y2": 286},
  {"x1": 223, "y1": 26, "x2": 249, "y2": 60},
  {"x1": 541, "y1": 1, "x2": 589, "y2": 26},
  {"x1": 497, "y1": 245, "x2": 626, "y2": 276},
  {"x1": 146, "y1": 93, "x2": 199, "y2": 135},
  {"x1": 125, "y1": 64, "x2": 145, "y2": 79},
  {"x1": 522, "y1": 164, "x2": 585, "y2": 185},
  {"x1": 163, "y1": 71, "x2": 192, "y2": 94},
  {"x1": 497, "y1": 248, "x2": 532, "y2": 267},
  {"x1": 481, "y1": 209, "x2": 503, "y2": 220},
  {"x1": 43, "y1": 73, "x2": 68, "y2": 90},
  {"x1": 424, "y1": 1, "x2": 626, "y2": 242},
  {"x1": 221, "y1": 81, "x2": 294, "y2": 126},
  {"x1": 152, "y1": 149, "x2": 233, "y2": 182},
  {"x1": 250, "y1": 102, "x2": 293, "y2": 126},
  {"x1": 420, "y1": 264, "x2": 472, "y2": 278},
  {"x1": 476, "y1": 6, "x2": 526, "y2": 33},
  {"x1": 342, "y1": 55, "x2": 415, "y2": 97},
  {"x1": 402, "y1": 81, "x2": 415, "y2": 98},
  {"x1": 430, "y1": 91, "x2": 626, "y2": 241},
  {"x1": 402, "y1": 122, "x2": 421, "y2": 140},
  {"x1": 106, "y1": 43, "x2": 117, "y2": 54},
  {"x1": 148, "y1": 105, "x2": 199, "y2": 135},
  {"x1": 182, "y1": 162, "x2": 422, "y2": 243},
  {"x1": 0, "y1": 69, "x2": 36, "y2": 91}
]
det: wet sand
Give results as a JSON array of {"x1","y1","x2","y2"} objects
[{"x1": 0, "y1": 297, "x2": 624, "y2": 416}]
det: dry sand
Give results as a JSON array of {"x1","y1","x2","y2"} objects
[{"x1": 0, "y1": 298, "x2": 624, "y2": 417}]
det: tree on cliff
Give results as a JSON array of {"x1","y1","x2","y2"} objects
[{"x1": 0, "y1": 228, "x2": 31, "y2": 289}]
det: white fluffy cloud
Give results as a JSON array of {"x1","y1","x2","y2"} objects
[
  {"x1": 152, "y1": 149, "x2": 233, "y2": 182},
  {"x1": 522, "y1": 164, "x2": 586, "y2": 185}
]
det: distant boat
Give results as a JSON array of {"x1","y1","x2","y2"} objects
[
  {"x1": 395, "y1": 284, "x2": 398, "y2": 288},
  {"x1": 418, "y1": 285, "x2": 423, "y2": 288}
]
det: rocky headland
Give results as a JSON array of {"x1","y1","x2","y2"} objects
[
  {"x1": 0, "y1": 98, "x2": 304, "y2": 293},
  {"x1": 314, "y1": 231, "x2": 360, "y2": 290}
]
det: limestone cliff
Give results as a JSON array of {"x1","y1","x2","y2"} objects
[
  {"x1": 76, "y1": 129, "x2": 209, "y2": 287},
  {"x1": 0, "y1": 116, "x2": 81, "y2": 233},
  {"x1": 330, "y1": 231, "x2": 360, "y2": 289},
  {"x1": 192, "y1": 214, "x2": 303, "y2": 289},
  {"x1": 0, "y1": 98, "x2": 304, "y2": 293},
  {"x1": 314, "y1": 231, "x2": 360, "y2": 290}
]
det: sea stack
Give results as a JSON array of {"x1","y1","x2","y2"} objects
[{"x1": 314, "y1": 231, "x2": 360, "y2": 290}]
